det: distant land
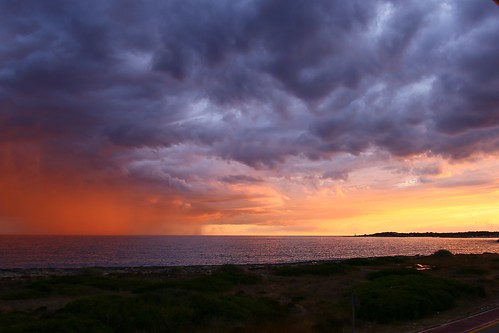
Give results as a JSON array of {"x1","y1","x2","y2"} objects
[{"x1": 361, "y1": 231, "x2": 499, "y2": 238}]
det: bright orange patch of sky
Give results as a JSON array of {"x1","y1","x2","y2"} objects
[{"x1": 2, "y1": 141, "x2": 497, "y2": 235}]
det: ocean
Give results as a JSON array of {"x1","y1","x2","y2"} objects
[{"x1": 0, "y1": 235, "x2": 497, "y2": 269}]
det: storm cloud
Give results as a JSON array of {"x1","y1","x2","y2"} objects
[{"x1": 1, "y1": 0, "x2": 499, "y2": 233}]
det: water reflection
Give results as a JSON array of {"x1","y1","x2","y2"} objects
[{"x1": 0, "y1": 236, "x2": 497, "y2": 269}]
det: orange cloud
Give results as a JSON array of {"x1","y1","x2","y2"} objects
[{"x1": 2, "y1": 140, "x2": 499, "y2": 236}]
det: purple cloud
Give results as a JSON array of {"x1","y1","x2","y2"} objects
[{"x1": 0, "y1": 0, "x2": 498, "y2": 189}]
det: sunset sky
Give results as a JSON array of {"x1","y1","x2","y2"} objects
[{"x1": 1, "y1": 0, "x2": 499, "y2": 235}]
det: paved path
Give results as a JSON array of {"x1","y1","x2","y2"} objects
[{"x1": 419, "y1": 307, "x2": 499, "y2": 333}]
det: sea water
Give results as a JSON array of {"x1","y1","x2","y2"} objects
[{"x1": 0, "y1": 235, "x2": 497, "y2": 269}]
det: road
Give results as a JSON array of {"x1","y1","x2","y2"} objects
[
  {"x1": 468, "y1": 319, "x2": 499, "y2": 333},
  {"x1": 418, "y1": 307, "x2": 499, "y2": 333}
]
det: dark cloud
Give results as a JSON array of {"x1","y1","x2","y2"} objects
[
  {"x1": 219, "y1": 175, "x2": 263, "y2": 185},
  {"x1": 0, "y1": 0, "x2": 498, "y2": 188},
  {"x1": 433, "y1": 178, "x2": 493, "y2": 189},
  {"x1": 414, "y1": 164, "x2": 443, "y2": 177},
  {"x1": 322, "y1": 170, "x2": 349, "y2": 181}
]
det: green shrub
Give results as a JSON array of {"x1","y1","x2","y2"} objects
[
  {"x1": 58, "y1": 289, "x2": 285, "y2": 332},
  {"x1": 0, "y1": 312, "x2": 34, "y2": 328},
  {"x1": 273, "y1": 256, "x2": 408, "y2": 276},
  {"x1": 26, "y1": 275, "x2": 154, "y2": 297},
  {"x1": 273, "y1": 262, "x2": 345, "y2": 276},
  {"x1": 342, "y1": 256, "x2": 406, "y2": 266},
  {"x1": 456, "y1": 267, "x2": 488, "y2": 276},
  {"x1": 211, "y1": 264, "x2": 261, "y2": 285},
  {"x1": 354, "y1": 274, "x2": 474, "y2": 323},
  {"x1": 62, "y1": 293, "x2": 194, "y2": 332},
  {"x1": 0, "y1": 290, "x2": 46, "y2": 300},
  {"x1": 0, "y1": 312, "x2": 109, "y2": 333},
  {"x1": 432, "y1": 249, "x2": 453, "y2": 257},
  {"x1": 135, "y1": 265, "x2": 261, "y2": 293},
  {"x1": 367, "y1": 268, "x2": 421, "y2": 280}
]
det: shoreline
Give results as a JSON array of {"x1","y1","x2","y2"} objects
[
  {"x1": 0, "y1": 257, "x2": 350, "y2": 278},
  {"x1": 2, "y1": 251, "x2": 498, "y2": 277},
  {"x1": 0, "y1": 249, "x2": 499, "y2": 279}
]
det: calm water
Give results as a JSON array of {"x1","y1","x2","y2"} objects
[{"x1": 0, "y1": 236, "x2": 497, "y2": 269}]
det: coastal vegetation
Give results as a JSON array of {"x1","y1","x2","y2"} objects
[
  {"x1": 354, "y1": 271, "x2": 479, "y2": 323},
  {"x1": 0, "y1": 252, "x2": 498, "y2": 332},
  {"x1": 362, "y1": 231, "x2": 499, "y2": 238}
]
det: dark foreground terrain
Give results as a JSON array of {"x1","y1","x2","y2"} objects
[{"x1": 1, "y1": 250, "x2": 498, "y2": 332}]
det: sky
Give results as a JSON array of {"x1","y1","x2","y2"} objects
[{"x1": 1, "y1": 0, "x2": 499, "y2": 235}]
